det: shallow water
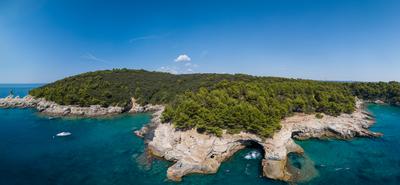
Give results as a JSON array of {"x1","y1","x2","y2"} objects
[
  {"x1": 0, "y1": 85, "x2": 399, "y2": 185},
  {"x1": 297, "y1": 104, "x2": 400, "y2": 185}
]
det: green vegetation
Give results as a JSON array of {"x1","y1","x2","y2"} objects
[
  {"x1": 29, "y1": 69, "x2": 400, "y2": 138},
  {"x1": 30, "y1": 69, "x2": 255, "y2": 107},
  {"x1": 315, "y1": 113, "x2": 324, "y2": 119},
  {"x1": 162, "y1": 80, "x2": 356, "y2": 137},
  {"x1": 347, "y1": 81, "x2": 400, "y2": 105}
]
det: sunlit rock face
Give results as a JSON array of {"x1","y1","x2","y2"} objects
[
  {"x1": 140, "y1": 99, "x2": 381, "y2": 182},
  {"x1": 0, "y1": 95, "x2": 124, "y2": 117}
]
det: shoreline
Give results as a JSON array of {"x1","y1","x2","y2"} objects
[
  {"x1": 0, "y1": 95, "x2": 164, "y2": 120},
  {"x1": 136, "y1": 99, "x2": 382, "y2": 182},
  {"x1": 0, "y1": 95, "x2": 383, "y2": 182},
  {"x1": 0, "y1": 95, "x2": 129, "y2": 117}
]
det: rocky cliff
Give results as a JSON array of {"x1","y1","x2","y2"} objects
[{"x1": 138, "y1": 100, "x2": 382, "y2": 182}]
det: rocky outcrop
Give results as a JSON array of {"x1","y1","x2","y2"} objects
[
  {"x1": 133, "y1": 104, "x2": 165, "y2": 138},
  {"x1": 373, "y1": 99, "x2": 385, "y2": 104},
  {"x1": 138, "y1": 99, "x2": 382, "y2": 182},
  {"x1": 0, "y1": 95, "x2": 38, "y2": 108},
  {"x1": 129, "y1": 97, "x2": 163, "y2": 114},
  {"x1": 0, "y1": 95, "x2": 124, "y2": 117},
  {"x1": 261, "y1": 100, "x2": 381, "y2": 181},
  {"x1": 148, "y1": 123, "x2": 264, "y2": 181}
]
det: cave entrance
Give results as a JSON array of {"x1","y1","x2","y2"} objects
[
  {"x1": 241, "y1": 140, "x2": 265, "y2": 157},
  {"x1": 239, "y1": 140, "x2": 265, "y2": 177},
  {"x1": 216, "y1": 140, "x2": 266, "y2": 179}
]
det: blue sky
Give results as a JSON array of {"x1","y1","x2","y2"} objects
[{"x1": 1, "y1": 0, "x2": 399, "y2": 83}]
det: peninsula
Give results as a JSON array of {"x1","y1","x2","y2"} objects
[{"x1": 1, "y1": 69, "x2": 399, "y2": 182}]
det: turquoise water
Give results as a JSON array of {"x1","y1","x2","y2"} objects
[
  {"x1": 0, "y1": 84, "x2": 44, "y2": 98},
  {"x1": 0, "y1": 85, "x2": 399, "y2": 185},
  {"x1": 297, "y1": 104, "x2": 400, "y2": 185}
]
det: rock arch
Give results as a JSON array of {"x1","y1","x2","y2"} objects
[{"x1": 143, "y1": 100, "x2": 381, "y2": 182}]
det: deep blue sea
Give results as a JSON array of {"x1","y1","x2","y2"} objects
[{"x1": 0, "y1": 85, "x2": 399, "y2": 185}]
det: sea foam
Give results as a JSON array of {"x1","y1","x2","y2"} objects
[{"x1": 244, "y1": 151, "x2": 261, "y2": 160}]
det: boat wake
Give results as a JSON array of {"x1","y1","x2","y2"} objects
[{"x1": 56, "y1": 132, "x2": 71, "y2": 137}]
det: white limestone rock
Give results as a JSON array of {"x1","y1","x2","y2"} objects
[
  {"x1": 0, "y1": 95, "x2": 124, "y2": 117},
  {"x1": 141, "y1": 99, "x2": 382, "y2": 182}
]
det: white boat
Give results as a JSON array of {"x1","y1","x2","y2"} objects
[{"x1": 56, "y1": 132, "x2": 71, "y2": 137}]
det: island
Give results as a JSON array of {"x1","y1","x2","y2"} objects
[{"x1": 1, "y1": 69, "x2": 399, "y2": 182}]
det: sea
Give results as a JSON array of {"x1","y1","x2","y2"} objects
[{"x1": 0, "y1": 84, "x2": 399, "y2": 185}]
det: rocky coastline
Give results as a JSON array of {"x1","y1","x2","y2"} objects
[
  {"x1": 137, "y1": 99, "x2": 382, "y2": 182},
  {"x1": 0, "y1": 95, "x2": 383, "y2": 182},
  {"x1": 0, "y1": 95, "x2": 125, "y2": 117},
  {"x1": 0, "y1": 95, "x2": 165, "y2": 118},
  {"x1": 367, "y1": 99, "x2": 400, "y2": 107}
]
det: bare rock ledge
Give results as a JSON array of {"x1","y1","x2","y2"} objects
[
  {"x1": 0, "y1": 95, "x2": 124, "y2": 117},
  {"x1": 139, "y1": 100, "x2": 382, "y2": 182}
]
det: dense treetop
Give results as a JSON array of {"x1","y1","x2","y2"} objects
[
  {"x1": 29, "y1": 69, "x2": 400, "y2": 137},
  {"x1": 30, "y1": 69, "x2": 260, "y2": 107}
]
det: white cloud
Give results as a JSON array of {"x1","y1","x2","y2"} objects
[
  {"x1": 129, "y1": 33, "x2": 170, "y2": 43},
  {"x1": 159, "y1": 66, "x2": 178, "y2": 74},
  {"x1": 187, "y1": 63, "x2": 199, "y2": 67},
  {"x1": 158, "y1": 54, "x2": 198, "y2": 74},
  {"x1": 174, "y1": 54, "x2": 191, "y2": 62},
  {"x1": 129, "y1": 35, "x2": 159, "y2": 43},
  {"x1": 81, "y1": 53, "x2": 107, "y2": 63}
]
